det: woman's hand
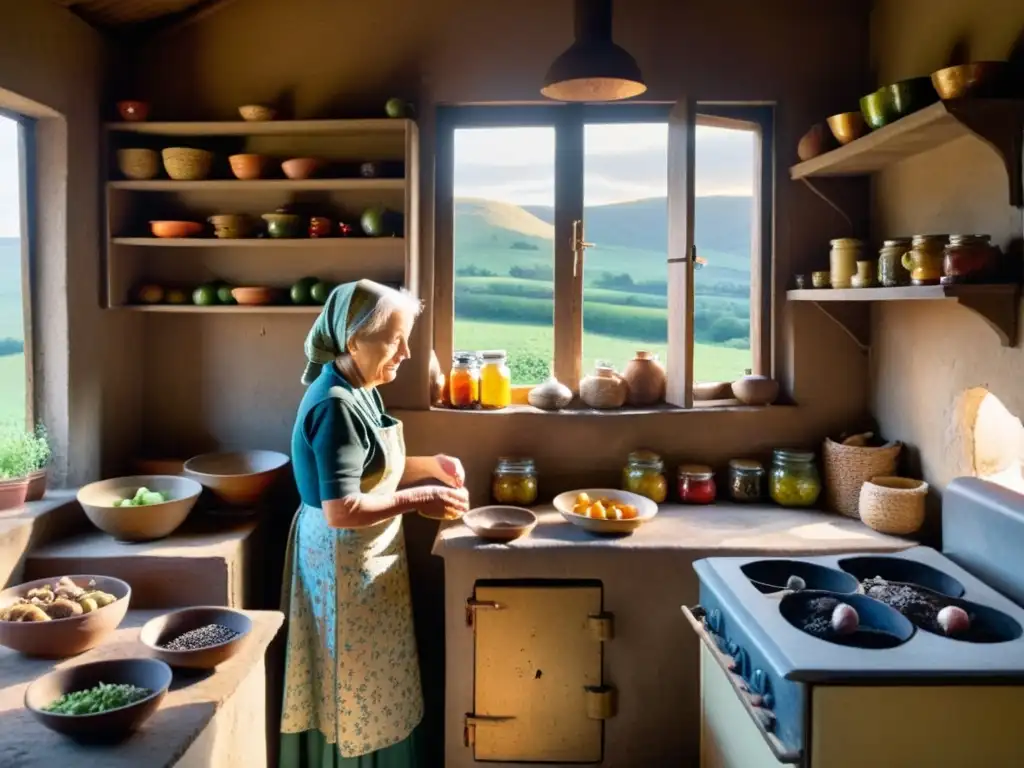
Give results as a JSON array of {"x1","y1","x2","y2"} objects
[
  {"x1": 433, "y1": 454, "x2": 466, "y2": 488},
  {"x1": 419, "y1": 485, "x2": 470, "y2": 520}
]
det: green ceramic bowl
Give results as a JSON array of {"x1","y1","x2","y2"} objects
[
  {"x1": 886, "y1": 77, "x2": 939, "y2": 118},
  {"x1": 860, "y1": 88, "x2": 898, "y2": 130}
]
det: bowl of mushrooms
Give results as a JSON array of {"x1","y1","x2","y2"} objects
[{"x1": 0, "y1": 575, "x2": 131, "y2": 658}]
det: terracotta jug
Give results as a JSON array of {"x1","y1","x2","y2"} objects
[
  {"x1": 622, "y1": 351, "x2": 666, "y2": 406},
  {"x1": 579, "y1": 365, "x2": 627, "y2": 410}
]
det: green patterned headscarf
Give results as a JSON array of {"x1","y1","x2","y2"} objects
[{"x1": 301, "y1": 279, "x2": 391, "y2": 385}]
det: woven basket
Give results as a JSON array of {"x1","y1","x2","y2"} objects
[
  {"x1": 162, "y1": 147, "x2": 213, "y2": 181},
  {"x1": 859, "y1": 476, "x2": 927, "y2": 535},
  {"x1": 116, "y1": 148, "x2": 159, "y2": 180},
  {"x1": 822, "y1": 437, "x2": 901, "y2": 518}
]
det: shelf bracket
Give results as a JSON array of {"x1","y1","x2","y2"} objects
[
  {"x1": 956, "y1": 291, "x2": 1020, "y2": 348},
  {"x1": 808, "y1": 301, "x2": 870, "y2": 352},
  {"x1": 946, "y1": 100, "x2": 1024, "y2": 208}
]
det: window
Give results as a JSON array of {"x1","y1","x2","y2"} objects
[
  {"x1": 435, "y1": 102, "x2": 773, "y2": 407},
  {"x1": 0, "y1": 111, "x2": 31, "y2": 428}
]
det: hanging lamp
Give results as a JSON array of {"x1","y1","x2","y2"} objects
[{"x1": 541, "y1": 0, "x2": 646, "y2": 102}]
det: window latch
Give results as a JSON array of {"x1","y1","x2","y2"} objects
[{"x1": 572, "y1": 219, "x2": 595, "y2": 277}]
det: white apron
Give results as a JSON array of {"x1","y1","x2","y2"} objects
[{"x1": 280, "y1": 417, "x2": 424, "y2": 757}]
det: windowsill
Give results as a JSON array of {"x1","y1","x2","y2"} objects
[{"x1": 420, "y1": 400, "x2": 797, "y2": 416}]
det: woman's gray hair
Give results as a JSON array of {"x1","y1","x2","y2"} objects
[{"x1": 350, "y1": 285, "x2": 423, "y2": 341}]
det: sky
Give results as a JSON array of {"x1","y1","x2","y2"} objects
[
  {"x1": 0, "y1": 117, "x2": 18, "y2": 238},
  {"x1": 454, "y1": 122, "x2": 755, "y2": 207}
]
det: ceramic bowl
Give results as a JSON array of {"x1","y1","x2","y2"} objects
[
  {"x1": 261, "y1": 212, "x2": 304, "y2": 238},
  {"x1": 77, "y1": 475, "x2": 202, "y2": 542},
  {"x1": 462, "y1": 506, "x2": 537, "y2": 542},
  {"x1": 931, "y1": 62, "x2": 1006, "y2": 99},
  {"x1": 230, "y1": 286, "x2": 281, "y2": 306},
  {"x1": 140, "y1": 606, "x2": 252, "y2": 670},
  {"x1": 208, "y1": 214, "x2": 253, "y2": 239},
  {"x1": 150, "y1": 220, "x2": 203, "y2": 239},
  {"x1": 116, "y1": 148, "x2": 159, "y2": 180},
  {"x1": 238, "y1": 104, "x2": 277, "y2": 122},
  {"x1": 116, "y1": 100, "x2": 149, "y2": 122},
  {"x1": 132, "y1": 458, "x2": 185, "y2": 476},
  {"x1": 281, "y1": 157, "x2": 322, "y2": 180},
  {"x1": 887, "y1": 76, "x2": 939, "y2": 117},
  {"x1": 228, "y1": 154, "x2": 265, "y2": 181},
  {"x1": 826, "y1": 112, "x2": 869, "y2": 145},
  {"x1": 859, "y1": 88, "x2": 897, "y2": 130},
  {"x1": 731, "y1": 374, "x2": 780, "y2": 406},
  {"x1": 0, "y1": 575, "x2": 131, "y2": 658},
  {"x1": 161, "y1": 147, "x2": 213, "y2": 181},
  {"x1": 553, "y1": 488, "x2": 658, "y2": 535},
  {"x1": 25, "y1": 658, "x2": 171, "y2": 742},
  {"x1": 183, "y1": 449, "x2": 290, "y2": 507}
]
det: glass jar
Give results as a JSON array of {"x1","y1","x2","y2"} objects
[
  {"x1": 448, "y1": 352, "x2": 480, "y2": 409},
  {"x1": 492, "y1": 457, "x2": 538, "y2": 506},
  {"x1": 678, "y1": 464, "x2": 717, "y2": 504},
  {"x1": 622, "y1": 450, "x2": 668, "y2": 503},
  {"x1": 829, "y1": 238, "x2": 863, "y2": 289},
  {"x1": 479, "y1": 350, "x2": 512, "y2": 409},
  {"x1": 769, "y1": 449, "x2": 822, "y2": 508},
  {"x1": 942, "y1": 234, "x2": 997, "y2": 285},
  {"x1": 901, "y1": 234, "x2": 947, "y2": 285},
  {"x1": 878, "y1": 238, "x2": 911, "y2": 287},
  {"x1": 728, "y1": 459, "x2": 765, "y2": 502}
]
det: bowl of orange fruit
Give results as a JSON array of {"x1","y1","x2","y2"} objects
[{"x1": 553, "y1": 489, "x2": 658, "y2": 535}]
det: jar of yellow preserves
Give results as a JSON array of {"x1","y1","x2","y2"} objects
[
  {"x1": 479, "y1": 350, "x2": 512, "y2": 409},
  {"x1": 492, "y1": 457, "x2": 538, "y2": 506},
  {"x1": 769, "y1": 449, "x2": 821, "y2": 508},
  {"x1": 622, "y1": 450, "x2": 668, "y2": 503}
]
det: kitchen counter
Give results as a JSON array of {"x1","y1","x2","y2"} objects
[
  {"x1": 0, "y1": 609, "x2": 283, "y2": 768},
  {"x1": 434, "y1": 503, "x2": 912, "y2": 768}
]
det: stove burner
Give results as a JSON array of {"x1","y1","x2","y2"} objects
[
  {"x1": 839, "y1": 555, "x2": 965, "y2": 598},
  {"x1": 779, "y1": 590, "x2": 915, "y2": 649}
]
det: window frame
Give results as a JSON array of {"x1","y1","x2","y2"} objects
[{"x1": 433, "y1": 102, "x2": 774, "y2": 408}]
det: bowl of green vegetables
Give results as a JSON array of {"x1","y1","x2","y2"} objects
[
  {"x1": 77, "y1": 475, "x2": 203, "y2": 542},
  {"x1": 25, "y1": 657, "x2": 172, "y2": 742}
]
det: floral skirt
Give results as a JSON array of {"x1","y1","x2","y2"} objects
[{"x1": 279, "y1": 724, "x2": 424, "y2": 768}]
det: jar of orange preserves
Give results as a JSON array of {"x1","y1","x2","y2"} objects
[
  {"x1": 492, "y1": 457, "x2": 538, "y2": 505},
  {"x1": 622, "y1": 450, "x2": 668, "y2": 503},
  {"x1": 448, "y1": 352, "x2": 480, "y2": 409},
  {"x1": 479, "y1": 350, "x2": 512, "y2": 409}
]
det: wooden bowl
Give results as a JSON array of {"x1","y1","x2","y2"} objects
[
  {"x1": 462, "y1": 506, "x2": 537, "y2": 542},
  {"x1": 77, "y1": 475, "x2": 202, "y2": 542},
  {"x1": 553, "y1": 489, "x2": 658, "y2": 535},
  {"x1": 931, "y1": 62, "x2": 1006, "y2": 100},
  {"x1": 150, "y1": 220, "x2": 203, "y2": 238},
  {"x1": 229, "y1": 286, "x2": 281, "y2": 306},
  {"x1": 161, "y1": 147, "x2": 213, "y2": 181},
  {"x1": 238, "y1": 104, "x2": 277, "y2": 122},
  {"x1": 228, "y1": 153, "x2": 265, "y2": 180},
  {"x1": 116, "y1": 148, "x2": 159, "y2": 180},
  {"x1": 281, "y1": 157, "x2": 322, "y2": 180},
  {"x1": 826, "y1": 112, "x2": 868, "y2": 145},
  {"x1": 25, "y1": 658, "x2": 171, "y2": 742},
  {"x1": 183, "y1": 449, "x2": 290, "y2": 507},
  {"x1": 0, "y1": 575, "x2": 131, "y2": 658},
  {"x1": 140, "y1": 606, "x2": 252, "y2": 670},
  {"x1": 116, "y1": 100, "x2": 149, "y2": 122}
]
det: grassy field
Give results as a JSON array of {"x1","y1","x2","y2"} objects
[
  {"x1": 0, "y1": 353, "x2": 26, "y2": 428},
  {"x1": 454, "y1": 320, "x2": 751, "y2": 385}
]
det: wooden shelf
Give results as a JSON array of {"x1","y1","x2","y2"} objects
[
  {"x1": 114, "y1": 304, "x2": 322, "y2": 314},
  {"x1": 790, "y1": 99, "x2": 1024, "y2": 206},
  {"x1": 105, "y1": 118, "x2": 412, "y2": 136},
  {"x1": 111, "y1": 237, "x2": 403, "y2": 248},
  {"x1": 108, "y1": 178, "x2": 404, "y2": 192},
  {"x1": 787, "y1": 283, "x2": 1020, "y2": 349}
]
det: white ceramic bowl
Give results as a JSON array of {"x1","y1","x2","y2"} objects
[
  {"x1": 183, "y1": 450, "x2": 289, "y2": 507},
  {"x1": 553, "y1": 488, "x2": 658, "y2": 535},
  {"x1": 77, "y1": 475, "x2": 202, "y2": 541}
]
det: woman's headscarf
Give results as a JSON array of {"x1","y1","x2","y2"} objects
[{"x1": 301, "y1": 279, "x2": 391, "y2": 385}]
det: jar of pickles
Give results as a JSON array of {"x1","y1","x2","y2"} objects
[
  {"x1": 448, "y1": 352, "x2": 480, "y2": 409},
  {"x1": 728, "y1": 459, "x2": 764, "y2": 502},
  {"x1": 769, "y1": 449, "x2": 821, "y2": 508},
  {"x1": 622, "y1": 450, "x2": 668, "y2": 503},
  {"x1": 479, "y1": 350, "x2": 512, "y2": 409},
  {"x1": 678, "y1": 464, "x2": 717, "y2": 504},
  {"x1": 492, "y1": 457, "x2": 538, "y2": 506}
]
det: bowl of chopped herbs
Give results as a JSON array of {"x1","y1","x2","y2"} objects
[{"x1": 24, "y1": 658, "x2": 172, "y2": 741}]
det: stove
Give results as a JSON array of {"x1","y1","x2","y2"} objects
[{"x1": 685, "y1": 477, "x2": 1024, "y2": 767}]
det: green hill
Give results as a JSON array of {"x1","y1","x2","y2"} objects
[{"x1": 0, "y1": 237, "x2": 23, "y2": 341}]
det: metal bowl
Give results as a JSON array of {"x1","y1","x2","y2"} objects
[
  {"x1": 826, "y1": 111, "x2": 868, "y2": 145},
  {"x1": 931, "y1": 61, "x2": 1007, "y2": 99}
]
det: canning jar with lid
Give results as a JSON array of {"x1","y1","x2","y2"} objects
[
  {"x1": 492, "y1": 457, "x2": 538, "y2": 506},
  {"x1": 942, "y1": 234, "x2": 997, "y2": 284},
  {"x1": 448, "y1": 352, "x2": 480, "y2": 409},
  {"x1": 728, "y1": 459, "x2": 765, "y2": 502},
  {"x1": 769, "y1": 449, "x2": 821, "y2": 508},
  {"x1": 479, "y1": 350, "x2": 512, "y2": 409},
  {"x1": 678, "y1": 464, "x2": 717, "y2": 504},
  {"x1": 622, "y1": 450, "x2": 668, "y2": 503}
]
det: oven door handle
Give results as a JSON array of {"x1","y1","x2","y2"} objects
[{"x1": 681, "y1": 605, "x2": 801, "y2": 764}]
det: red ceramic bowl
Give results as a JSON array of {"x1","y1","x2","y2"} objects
[
  {"x1": 281, "y1": 157, "x2": 322, "y2": 180},
  {"x1": 150, "y1": 221, "x2": 204, "y2": 239}
]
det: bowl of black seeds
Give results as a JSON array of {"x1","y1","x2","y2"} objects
[{"x1": 139, "y1": 606, "x2": 252, "y2": 670}]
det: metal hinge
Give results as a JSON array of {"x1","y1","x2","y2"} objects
[
  {"x1": 464, "y1": 713, "x2": 516, "y2": 747},
  {"x1": 587, "y1": 612, "x2": 614, "y2": 641},
  {"x1": 585, "y1": 685, "x2": 617, "y2": 719},
  {"x1": 465, "y1": 597, "x2": 503, "y2": 627}
]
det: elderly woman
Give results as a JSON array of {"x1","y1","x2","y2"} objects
[{"x1": 280, "y1": 279, "x2": 469, "y2": 768}]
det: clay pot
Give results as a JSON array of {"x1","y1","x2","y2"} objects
[
  {"x1": 622, "y1": 351, "x2": 666, "y2": 406},
  {"x1": 25, "y1": 469, "x2": 46, "y2": 502},
  {"x1": 797, "y1": 123, "x2": 832, "y2": 162},
  {"x1": 150, "y1": 220, "x2": 204, "y2": 238},
  {"x1": 0, "y1": 477, "x2": 29, "y2": 512},
  {"x1": 528, "y1": 374, "x2": 573, "y2": 411},
  {"x1": 731, "y1": 370, "x2": 779, "y2": 406},
  {"x1": 228, "y1": 154, "x2": 265, "y2": 180},
  {"x1": 281, "y1": 157, "x2": 322, "y2": 180},
  {"x1": 428, "y1": 351, "x2": 445, "y2": 406},
  {"x1": 579, "y1": 365, "x2": 627, "y2": 410}
]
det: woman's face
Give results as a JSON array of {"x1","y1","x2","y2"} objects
[{"x1": 348, "y1": 309, "x2": 414, "y2": 387}]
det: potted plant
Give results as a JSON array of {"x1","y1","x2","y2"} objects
[{"x1": 0, "y1": 423, "x2": 51, "y2": 509}]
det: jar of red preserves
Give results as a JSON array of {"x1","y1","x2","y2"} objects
[{"x1": 678, "y1": 464, "x2": 716, "y2": 504}]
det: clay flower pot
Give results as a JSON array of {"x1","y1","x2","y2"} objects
[
  {"x1": 0, "y1": 477, "x2": 30, "y2": 512},
  {"x1": 622, "y1": 350, "x2": 666, "y2": 406},
  {"x1": 25, "y1": 469, "x2": 46, "y2": 502}
]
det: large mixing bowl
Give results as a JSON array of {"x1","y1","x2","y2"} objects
[
  {"x1": 77, "y1": 475, "x2": 201, "y2": 542},
  {"x1": 183, "y1": 450, "x2": 289, "y2": 507}
]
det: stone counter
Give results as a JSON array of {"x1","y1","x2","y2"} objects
[
  {"x1": 434, "y1": 504, "x2": 912, "y2": 767},
  {"x1": 0, "y1": 609, "x2": 283, "y2": 768}
]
